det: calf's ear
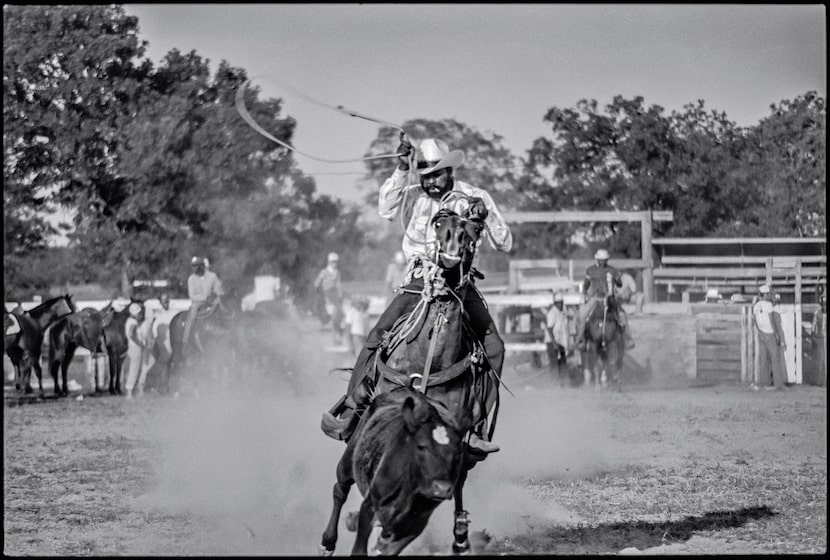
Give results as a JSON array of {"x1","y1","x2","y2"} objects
[{"x1": 402, "y1": 396, "x2": 418, "y2": 434}]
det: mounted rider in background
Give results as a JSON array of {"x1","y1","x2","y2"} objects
[
  {"x1": 574, "y1": 249, "x2": 635, "y2": 351},
  {"x1": 182, "y1": 256, "x2": 224, "y2": 352},
  {"x1": 322, "y1": 134, "x2": 513, "y2": 453}
]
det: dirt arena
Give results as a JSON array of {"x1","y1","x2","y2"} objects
[{"x1": 3, "y1": 316, "x2": 827, "y2": 555}]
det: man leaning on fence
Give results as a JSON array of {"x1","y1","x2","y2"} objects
[{"x1": 751, "y1": 284, "x2": 789, "y2": 391}]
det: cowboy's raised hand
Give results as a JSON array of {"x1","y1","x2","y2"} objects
[
  {"x1": 397, "y1": 132, "x2": 413, "y2": 170},
  {"x1": 467, "y1": 197, "x2": 489, "y2": 221}
]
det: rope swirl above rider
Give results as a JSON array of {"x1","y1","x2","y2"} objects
[{"x1": 322, "y1": 134, "x2": 513, "y2": 453}]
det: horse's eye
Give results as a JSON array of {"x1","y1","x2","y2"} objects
[{"x1": 433, "y1": 220, "x2": 442, "y2": 230}]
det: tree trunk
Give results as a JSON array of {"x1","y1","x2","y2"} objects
[{"x1": 121, "y1": 255, "x2": 132, "y2": 298}]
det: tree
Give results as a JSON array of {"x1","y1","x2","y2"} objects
[
  {"x1": 518, "y1": 92, "x2": 826, "y2": 260},
  {"x1": 520, "y1": 96, "x2": 681, "y2": 258},
  {"x1": 5, "y1": 6, "x2": 365, "y2": 297},
  {"x1": 743, "y1": 91, "x2": 826, "y2": 237},
  {"x1": 4, "y1": 4, "x2": 150, "y2": 292}
]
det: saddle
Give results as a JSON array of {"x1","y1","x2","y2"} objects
[{"x1": 5, "y1": 313, "x2": 21, "y2": 336}]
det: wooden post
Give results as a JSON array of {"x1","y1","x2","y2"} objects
[
  {"x1": 795, "y1": 258, "x2": 803, "y2": 383},
  {"x1": 641, "y1": 210, "x2": 654, "y2": 304},
  {"x1": 740, "y1": 306, "x2": 748, "y2": 383}
]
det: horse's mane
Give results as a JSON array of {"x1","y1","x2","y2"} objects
[{"x1": 27, "y1": 294, "x2": 72, "y2": 316}]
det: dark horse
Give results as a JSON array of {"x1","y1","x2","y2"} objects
[
  {"x1": 48, "y1": 307, "x2": 109, "y2": 395},
  {"x1": 100, "y1": 299, "x2": 145, "y2": 395},
  {"x1": 165, "y1": 293, "x2": 240, "y2": 395},
  {"x1": 320, "y1": 200, "x2": 499, "y2": 555},
  {"x1": 582, "y1": 294, "x2": 624, "y2": 390},
  {"x1": 4, "y1": 295, "x2": 76, "y2": 396}
]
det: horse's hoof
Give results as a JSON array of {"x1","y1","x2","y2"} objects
[
  {"x1": 452, "y1": 541, "x2": 471, "y2": 555},
  {"x1": 318, "y1": 544, "x2": 334, "y2": 557}
]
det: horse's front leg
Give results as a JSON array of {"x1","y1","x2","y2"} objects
[
  {"x1": 319, "y1": 476, "x2": 353, "y2": 555},
  {"x1": 351, "y1": 496, "x2": 376, "y2": 556},
  {"x1": 27, "y1": 355, "x2": 45, "y2": 396},
  {"x1": 108, "y1": 352, "x2": 119, "y2": 394},
  {"x1": 452, "y1": 466, "x2": 471, "y2": 554}
]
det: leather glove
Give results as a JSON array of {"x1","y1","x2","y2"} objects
[
  {"x1": 396, "y1": 132, "x2": 413, "y2": 170},
  {"x1": 467, "y1": 197, "x2": 489, "y2": 221}
]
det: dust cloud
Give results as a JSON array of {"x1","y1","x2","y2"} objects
[{"x1": 134, "y1": 315, "x2": 622, "y2": 556}]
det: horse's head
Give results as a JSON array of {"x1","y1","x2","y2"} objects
[
  {"x1": 430, "y1": 208, "x2": 484, "y2": 274},
  {"x1": 63, "y1": 294, "x2": 78, "y2": 315}
]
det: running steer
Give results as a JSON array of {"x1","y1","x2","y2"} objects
[{"x1": 320, "y1": 386, "x2": 472, "y2": 556}]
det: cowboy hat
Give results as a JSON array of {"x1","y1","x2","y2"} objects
[
  {"x1": 327, "y1": 252, "x2": 339, "y2": 262},
  {"x1": 594, "y1": 249, "x2": 610, "y2": 260},
  {"x1": 759, "y1": 284, "x2": 771, "y2": 294},
  {"x1": 416, "y1": 138, "x2": 465, "y2": 175}
]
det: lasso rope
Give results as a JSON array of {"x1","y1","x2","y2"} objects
[{"x1": 235, "y1": 77, "x2": 407, "y2": 164}]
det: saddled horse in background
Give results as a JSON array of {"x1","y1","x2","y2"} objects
[
  {"x1": 165, "y1": 292, "x2": 241, "y2": 395},
  {"x1": 582, "y1": 293, "x2": 624, "y2": 390},
  {"x1": 48, "y1": 307, "x2": 108, "y2": 395},
  {"x1": 234, "y1": 302, "x2": 301, "y2": 394},
  {"x1": 3, "y1": 295, "x2": 77, "y2": 396},
  {"x1": 320, "y1": 200, "x2": 500, "y2": 555}
]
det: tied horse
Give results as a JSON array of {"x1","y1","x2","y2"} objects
[{"x1": 4, "y1": 295, "x2": 76, "y2": 397}]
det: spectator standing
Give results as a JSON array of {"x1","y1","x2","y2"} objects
[
  {"x1": 544, "y1": 292, "x2": 570, "y2": 386},
  {"x1": 343, "y1": 295, "x2": 371, "y2": 358},
  {"x1": 314, "y1": 252, "x2": 344, "y2": 343},
  {"x1": 616, "y1": 270, "x2": 645, "y2": 315},
  {"x1": 384, "y1": 251, "x2": 408, "y2": 294},
  {"x1": 811, "y1": 293, "x2": 826, "y2": 386},
  {"x1": 124, "y1": 302, "x2": 146, "y2": 398},
  {"x1": 751, "y1": 284, "x2": 788, "y2": 390},
  {"x1": 144, "y1": 293, "x2": 177, "y2": 392}
]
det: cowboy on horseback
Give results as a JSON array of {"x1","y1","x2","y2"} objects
[
  {"x1": 182, "y1": 255, "x2": 225, "y2": 352},
  {"x1": 574, "y1": 249, "x2": 635, "y2": 351},
  {"x1": 322, "y1": 135, "x2": 513, "y2": 454}
]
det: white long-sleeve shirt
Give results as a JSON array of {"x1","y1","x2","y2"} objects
[
  {"x1": 544, "y1": 305, "x2": 569, "y2": 348},
  {"x1": 378, "y1": 168, "x2": 513, "y2": 265}
]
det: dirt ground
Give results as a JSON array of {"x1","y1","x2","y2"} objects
[{"x1": 3, "y1": 321, "x2": 827, "y2": 556}]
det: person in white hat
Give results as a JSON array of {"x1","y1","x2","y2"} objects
[
  {"x1": 751, "y1": 284, "x2": 788, "y2": 390},
  {"x1": 574, "y1": 248, "x2": 635, "y2": 351},
  {"x1": 322, "y1": 134, "x2": 512, "y2": 453},
  {"x1": 544, "y1": 291, "x2": 570, "y2": 386},
  {"x1": 182, "y1": 255, "x2": 224, "y2": 352},
  {"x1": 313, "y1": 252, "x2": 344, "y2": 342}
]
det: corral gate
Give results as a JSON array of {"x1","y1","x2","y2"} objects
[{"x1": 693, "y1": 305, "x2": 744, "y2": 383}]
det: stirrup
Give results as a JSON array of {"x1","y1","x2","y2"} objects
[{"x1": 321, "y1": 408, "x2": 357, "y2": 441}]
